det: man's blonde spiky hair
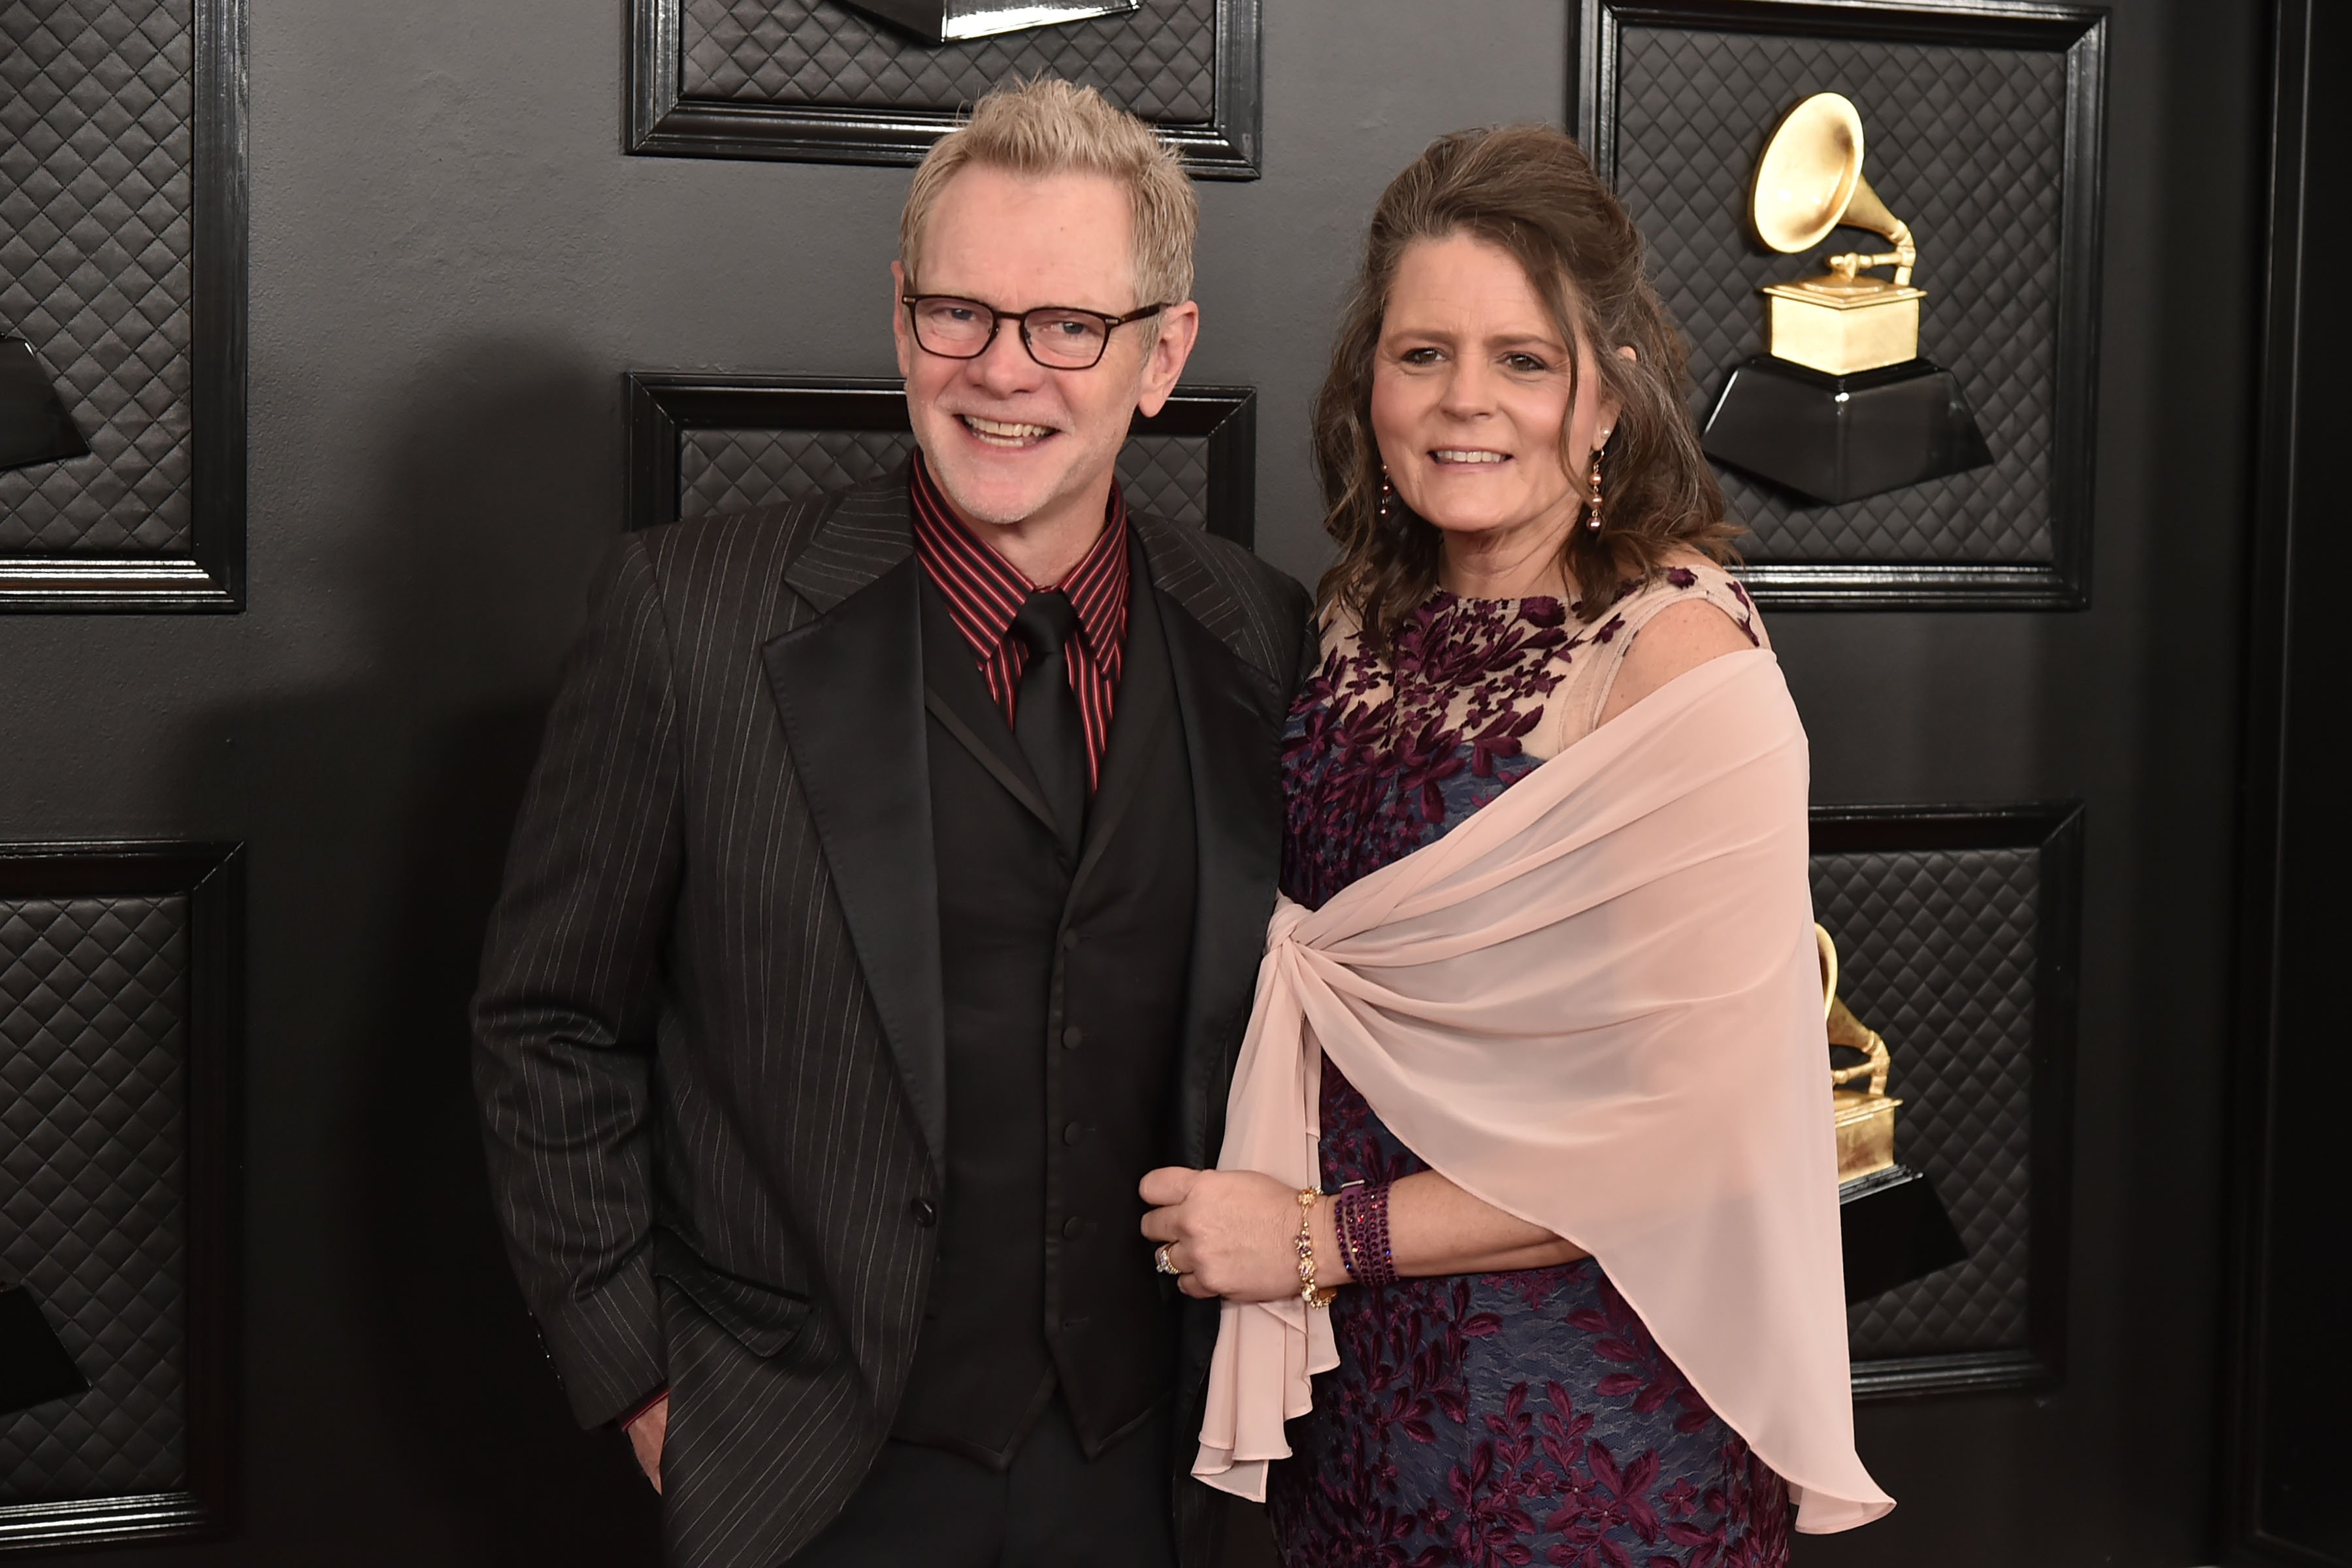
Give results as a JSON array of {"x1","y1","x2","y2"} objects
[{"x1": 900, "y1": 78, "x2": 1198, "y2": 308}]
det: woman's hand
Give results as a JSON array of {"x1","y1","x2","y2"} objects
[{"x1": 1139, "y1": 1167, "x2": 1313, "y2": 1302}]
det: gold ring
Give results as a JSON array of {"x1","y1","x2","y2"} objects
[{"x1": 1155, "y1": 1243, "x2": 1181, "y2": 1277}]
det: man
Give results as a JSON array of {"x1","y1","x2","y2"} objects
[{"x1": 472, "y1": 79, "x2": 1311, "y2": 1568}]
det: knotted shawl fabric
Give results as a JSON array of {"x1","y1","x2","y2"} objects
[{"x1": 1192, "y1": 649, "x2": 1893, "y2": 1533}]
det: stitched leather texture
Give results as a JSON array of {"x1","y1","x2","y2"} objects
[
  {"x1": 0, "y1": 0, "x2": 193, "y2": 555},
  {"x1": 1612, "y1": 24, "x2": 2066, "y2": 562},
  {"x1": 0, "y1": 894, "x2": 189, "y2": 1503},
  {"x1": 1113, "y1": 434, "x2": 1207, "y2": 529},
  {"x1": 681, "y1": 0, "x2": 1217, "y2": 122},
  {"x1": 1812, "y1": 847, "x2": 2038, "y2": 1360},
  {"x1": 680, "y1": 428, "x2": 1212, "y2": 529}
]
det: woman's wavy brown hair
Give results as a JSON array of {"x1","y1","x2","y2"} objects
[{"x1": 1315, "y1": 123, "x2": 1736, "y2": 646}]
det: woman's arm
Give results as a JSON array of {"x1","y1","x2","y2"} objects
[
  {"x1": 1139, "y1": 1166, "x2": 1586, "y2": 1303},
  {"x1": 1365, "y1": 1169, "x2": 1588, "y2": 1277}
]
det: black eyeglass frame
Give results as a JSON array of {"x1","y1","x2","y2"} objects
[{"x1": 900, "y1": 294, "x2": 1172, "y2": 370}]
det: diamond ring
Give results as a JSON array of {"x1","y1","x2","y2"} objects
[{"x1": 1155, "y1": 1243, "x2": 1181, "y2": 1277}]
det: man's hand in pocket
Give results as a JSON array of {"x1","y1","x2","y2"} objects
[{"x1": 625, "y1": 1392, "x2": 669, "y2": 1493}]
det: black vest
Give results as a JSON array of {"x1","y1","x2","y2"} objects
[{"x1": 892, "y1": 543, "x2": 1198, "y2": 1465}]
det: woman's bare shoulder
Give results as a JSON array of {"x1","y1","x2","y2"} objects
[{"x1": 1593, "y1": 569, "x2": 1759, "y2": 727}]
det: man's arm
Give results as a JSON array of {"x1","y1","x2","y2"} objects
[{"x1": 472, "y1": 531, "x2": 684, "y2": 1429}]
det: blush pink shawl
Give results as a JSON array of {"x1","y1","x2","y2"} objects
[{"x1": 1192, "y1": 648, "x2": 1893, "y2": 1533}]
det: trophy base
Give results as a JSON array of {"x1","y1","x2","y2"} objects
[
  {"x1": 0, "y1": 1286, "x2": 89, "y2": 1417},
  {"x1": 1701, "y1": 355, "x2": 1991, "y2": 504},
  {"x1": 1, "y1": 335, "x2": 89, "y2": 473},
  {"x1": 1839, "y1": 1164, "x2": 1967, "y2": 1305},
  {"x1": 1833, "y1": 1088, "x2": 1902, "y2": 1183},
  {"x1": 1763, "y1": 279, "x2": 1927, "y2": 376},
  {"x1": 844, "y1": 0, "x2": 1141, "y2": 42}
]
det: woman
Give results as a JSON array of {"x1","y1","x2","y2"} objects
[{"x1": 1139, "y1": 125, "x2": 1892, "y2": 1564}]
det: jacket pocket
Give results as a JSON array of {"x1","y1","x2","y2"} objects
[{"x1": 652, "y1": 1235, "x2": 814, "y2": 1360}]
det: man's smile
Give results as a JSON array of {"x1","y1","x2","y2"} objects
[{"x1": 955, "y1": 413, "x2": 1062, "y2": 449}]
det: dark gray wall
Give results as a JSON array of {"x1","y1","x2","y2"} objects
[{"x1": 0, "y1": 0, "x2": 2262, "y2": 1563}]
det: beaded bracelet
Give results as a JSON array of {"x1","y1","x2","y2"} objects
[
  {"x1": 1334, "y1": 1183, "x2": 1397, "y2": 1288},
  {"x1": 1295, "y1": 1188, "x2": 1337, "y2": 1307},
  {"x1": 1333, "y1": 1184, "x2": 1367, "y2": 1282}
]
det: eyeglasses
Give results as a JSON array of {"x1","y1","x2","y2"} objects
[{"x1": 901, "y1": 294, "x2": 1169, "y2": 371}]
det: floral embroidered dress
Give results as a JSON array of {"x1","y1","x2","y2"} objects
[{"x1": 1264, "y1": 563, "x2": 1793, "y2": 1568}]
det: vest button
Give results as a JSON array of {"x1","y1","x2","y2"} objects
[
  {"x1": 1062, "y1": 1215, "x2": 1085, "y2": 1239},
  {"x1": 1062, "y1": 930, "x2": 1080, "y2": 951},
  {"x1": 1062, "y1": 1026, "x2": 1083, "y2": 1050},
  {"x1": 1062, "y1": 1121, "x2": 1083, "y2": 1145},
  {"x1": 909, "y1": 1197, "x2": 938, "y2": 1228}
]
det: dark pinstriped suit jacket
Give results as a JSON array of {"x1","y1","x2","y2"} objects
[{"x1": 472, "y1": 467, "x2": 1313, "y2": 1568}]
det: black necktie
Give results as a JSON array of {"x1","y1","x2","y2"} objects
[{"x1": 1011, "y1": 591, "x2": 1087, "y2": 857}]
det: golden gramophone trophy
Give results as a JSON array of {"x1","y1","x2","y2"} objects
[
  {"x1": 1816, "y1": 925, "x2": 1966, "y2": 1303},
  {"x1": 1701, "y1": 93, "x2": 1993, "y2": 505}
]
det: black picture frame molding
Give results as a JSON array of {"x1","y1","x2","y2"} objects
[
  {"x1": 1810, "y1": 802, "x2": 2083, "y2": 1401},
  {"x1": 0, "y1": 841, "x2": 244, "y2": 1554},
  {"x1": 1575, "y1": 0, "x2": 2108, "y2": 610},
  {"x1": 0, "y1": 0, "x2": 248, "y2": 613},
  {"x1": 626, "y1": 0, "x2": 1264, "y2": 178},
  {"x1": 625, "y1": 372, "x2": 1258, "y2": 546}
]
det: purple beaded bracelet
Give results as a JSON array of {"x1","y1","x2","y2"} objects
[
  {"x1": 1333, "y1": 1183, "x2": 1397, "y2": 1288},
  {"x1": 1333, "y1": 1187, "x2": 1364, "y2": 1279}
]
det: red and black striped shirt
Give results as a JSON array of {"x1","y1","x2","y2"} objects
[{"x1": 908, "y1": 451, "x2": 1131, "y2": 791}]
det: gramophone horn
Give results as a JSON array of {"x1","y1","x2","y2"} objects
[
  {"x1": 1837, "y1": 176, "x2": 1911, "y2": 258},
  {"x1": 1750, "y1": 91, "x2": 1917, "y2": 287},
  {"x1": 1750, "y1": 93, "x2": 1866, "y2": 254}
]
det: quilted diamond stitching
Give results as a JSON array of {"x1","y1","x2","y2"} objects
[
  {"x1": 678, "y1": 427, "x2": 1213, "y2": 527},
  {"x1": 0, "y1": 0, "x2": 194, "y2": 555},
  {"x1": 1114, "y1": 434, "x2": 1205, "y2": 527},
  {"x1": 1812, "y1": 847, "x2": 2039, "y2": 1359},
  {"x1": 681, "y1": 428, "x2": 918, "y2": 515},
  {"x1": 0, "y1": 894, "x2": 189, "y2": 1502},
  {"x1": 1612, "y1": 25, "x2": 2065, "y2": 561},
  {"x1": 679, "y1": 0, "x2": 1217, "y2": 123}
]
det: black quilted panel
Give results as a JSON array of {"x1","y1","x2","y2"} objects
[
  {"x1": 1613, "y1": 25, "x2": 2065, "y2": 561},
  {"x1": 1115, "y1": 433, "x2": 1205, "y2": 528},
  {"x1": 0, "y1": 0, "x2": 194, "y2": 555},
  {"x1": 683, "y1": 0, "x2": 1217, "y2": 122},
  {"x1": 681, "y1": 427, "x2": 918, "y2": 516},
  {"x1": 0, "y1": 894, "x2": 189, "y2": 1503},
  {"x1": 1812, "y1": 848, "x2": 2037, "y2": 1360},
  {"x1": 679, "y1": 426, "x2": 1212, "y2": 527}
]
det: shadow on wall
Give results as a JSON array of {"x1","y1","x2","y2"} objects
[{"x1": 171, "y1": 336, "x2": 658, "y2": 1563}]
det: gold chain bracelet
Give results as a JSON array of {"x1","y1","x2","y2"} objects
[{"x1": 1295, "y1": 1187, "x2": 1337, "y2": 1308}]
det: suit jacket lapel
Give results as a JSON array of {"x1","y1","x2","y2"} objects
[
  {"x1": 1134, "y1": 516, "x2": 1292, "y2": 1174},
  {"x1": 762, "y1": 472, "x2": 949, "y2": 1173}
]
